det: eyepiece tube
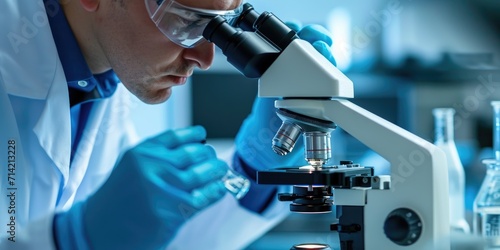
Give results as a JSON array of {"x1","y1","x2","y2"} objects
[
  {"x1": 203, "y1": 16, "x2": 237, "y2": 52},
  {"x1": 233, "y1": 3, "x2": 260, "y2": 31},
  {"x1": 203, "y1": 16, "x2": 281, "y2": 78},
  {"x1": 254, "y1": 12, "x2": 298, "y2": 50},
  {"x1": 232, "y1": 3, "x2": 297, "y2": 50}
]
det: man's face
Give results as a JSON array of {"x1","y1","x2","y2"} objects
[{"x1": 94, "y1": 0, "x2": 242, "y2": 104}]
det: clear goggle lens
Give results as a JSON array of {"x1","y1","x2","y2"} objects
[{"x1": 145, "y1": 0, "x2": 243, "y2": 48}]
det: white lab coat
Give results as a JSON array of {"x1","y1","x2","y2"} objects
[{"x1": 0, "y1": 1, "x2": 289, "y2": 249}]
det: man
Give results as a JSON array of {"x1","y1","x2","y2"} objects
[{"x1": 0, "y1": 0, "x2": 336, "y2": 249}]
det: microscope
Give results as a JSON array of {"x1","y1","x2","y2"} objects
[{"x1": 203, "y1": 4, "x2": 450, "y2": 249}]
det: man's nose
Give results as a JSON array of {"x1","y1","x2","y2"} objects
[{"x1": 183, "y1": 41, "x2": 215, "y2": 70}]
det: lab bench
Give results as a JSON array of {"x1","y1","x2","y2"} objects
[{"x1": 245, "y1": 212, "x2": 485, "y2": 250}]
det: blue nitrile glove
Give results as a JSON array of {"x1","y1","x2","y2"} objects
[
  {"x1": 288, "y1": 21, "x2": 337, "y2": 66},
  {"x1": 54, "y1": 126, "x2": 228, "y2": 250},
  {"x1": 234, "y1": 22, "x2": 337, "y2": 213}
]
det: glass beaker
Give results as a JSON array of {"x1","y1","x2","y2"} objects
[{"x1": 223, "y1": 169, "x2": 250, "y2": 199}]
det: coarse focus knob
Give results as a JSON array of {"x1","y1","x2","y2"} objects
[{"x1": 383, "y1": 208, "x2": 422, "y2": 246}]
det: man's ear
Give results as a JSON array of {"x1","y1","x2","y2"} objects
[{"x1": 80, "y1": 0, "x2": 99, "y2": 12}]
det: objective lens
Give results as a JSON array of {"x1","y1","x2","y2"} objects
[
  {"x1": 272, "y1": 121, "x2": 303, "y2": 156},
  {"x1": 304, "y1": 132, "x2": 331, "y2": 166}
]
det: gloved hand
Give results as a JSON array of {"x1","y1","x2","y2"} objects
[
  {"x1": 235, "y1": 22, "x2": 337, "y2": 170},
  {"x1": 54, "y1": 126, "x2": 228, "y2": 250},
  {"x1": 286, "y1": 21, "x2": 337, "y2": 66}
]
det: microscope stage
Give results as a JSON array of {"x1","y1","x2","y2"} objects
[{"x1": 257, "y1": 165, "x2": 373, "y2": 188}]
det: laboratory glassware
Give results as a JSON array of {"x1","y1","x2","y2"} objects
[
  {"x1": 473, "y1": 101, "x2": 500, "y2": 247},
  {"x1": 433, "y1": 108, "x2": 470, "y2": 233},
  {"x1": 223, "y1": 168, "x2": 250, "y2": 199}
]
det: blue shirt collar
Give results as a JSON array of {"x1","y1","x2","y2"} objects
[{"x1": 45, "y1": 0, "x2": 120, "y2": 105}]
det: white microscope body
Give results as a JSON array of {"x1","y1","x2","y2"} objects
[
  {"x1": 202, "y1": 4, "x2": 450, "y2": 248},
  {"x1": 260, "y1": 39, "x2": 450, "y2": 249}
]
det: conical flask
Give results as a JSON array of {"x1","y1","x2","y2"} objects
[{"x1": 473, "y1": 101, "x2": 500, "y2": 247}]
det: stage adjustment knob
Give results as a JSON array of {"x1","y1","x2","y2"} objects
[{"x1": 383, "y1": 208, "x2": 422, "y2": 246}]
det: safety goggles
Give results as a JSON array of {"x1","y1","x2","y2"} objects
[{"x1": 145, "y1": 0, "x2": 244, "y2": 48}]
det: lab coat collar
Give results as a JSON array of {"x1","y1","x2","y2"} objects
[
  {"x1": 45, "y1": 0, "x2": 97, "y2": 93},
  {"x1": 46, "y1": 0, "x2": 120, "y2": 105},
  {"x1": 32, "y1": 60, "x2": 72, "y2": 185}
]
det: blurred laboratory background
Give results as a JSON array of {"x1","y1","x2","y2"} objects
[{"x1": 129, "y1": 0, "x2": 500, "y2": 248}]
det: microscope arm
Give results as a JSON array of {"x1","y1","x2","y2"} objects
[
  {"x1": 275, "y1": 98, "x2": 446, "y2": 190},
  {"x1": 275, "y1": 98, "x2": 450, "y2": 249}
]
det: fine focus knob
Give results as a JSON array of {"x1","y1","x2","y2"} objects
[{"x1": 383, "y1": 208, "x2": 422, "y2": 246}]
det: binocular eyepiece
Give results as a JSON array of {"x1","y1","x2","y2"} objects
[{"x1": 202, "y1": 3, "x2": 298, "y2": 78}]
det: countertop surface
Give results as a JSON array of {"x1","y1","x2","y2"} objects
[{"x1": 244, "y1": 213, "x2": 486, "y2": 250}]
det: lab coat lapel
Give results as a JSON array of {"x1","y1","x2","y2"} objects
[
  {"x1": 32, "y1": 59, "x2": 72, "y2": 186},
  {"x1": 58, "y1": 101, "x2": 106, "y2": 208},
  {"x1": 0, "y1": 73, "x2": 32, "y2": 226}
]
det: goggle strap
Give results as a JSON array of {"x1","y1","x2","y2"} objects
[{"x1": 151, "y1": 0, "x2": 174, "y2": 24}]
